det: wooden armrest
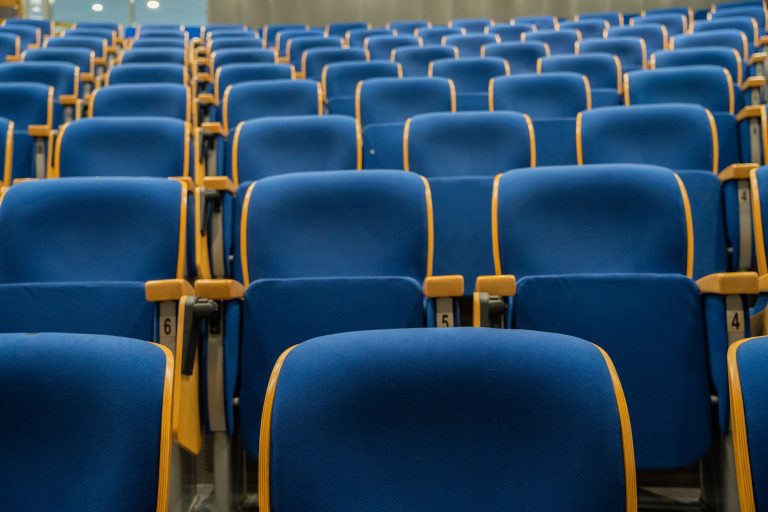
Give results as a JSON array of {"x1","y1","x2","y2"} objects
[
  {"x1": 194, "y1": 279, "x2": 245, "y2": 300},
  {"x1": 197, "y1": 92, "x2": 215, "y2": 105},
  {"x1": 750, "y1": 52, "x2": 767, "y2": 66},
  {"x1": 742, "y1": 76, "x2": 767, "y2": 92},
  {"x1": 475, "y1": 275, "x2": 517, "y2": 296},
  {"x1": 423, "y1": 275, "x2": 464, "y2": 298},
  {"x1": 736, "y1": 105, "x2": 764, "y2": 122},
  {"x1": 719, "y1": 163, "x2": 759, "y2": 182},
  {"x1": 202, "y1": 176, "x2": 237, "y2": 193},
  {"x1": 759, "y1": 274, "x2": 768, "y2": 293},
  {"x1": 27, "y1": 125, "x2": 50, "y2": 137},
  {"x1": 697, "y1": 272, "x2": 759, "y2": 295},
  {"x1": 170, "y1": 176, "x2": 196, "y2": 190},
  {"x1": 145, "y1": 279, "x2": 195, "y2": 302},
  {"x1": 201, "y1": 122, "x2": 226, "y2": 136}
]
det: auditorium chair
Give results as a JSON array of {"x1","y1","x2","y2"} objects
[
  {"x1": 393, "y1": 45, "x2": 458, "y2": 76},
  {"x1": 5, "y1": 18, "x2": 53, "y2": 38},
  {"x1": 672, "y1": 29, "x2": 750, "y2": 61},
  {"x1": 0, "y1": 32, "x2": 19, "y2": 61},
  {"x1": 482, "y1": 41, "x2": 550, "y2": 73},
  {"x1": 416, "y1": 26, "x2": 464, "y2": 45},
  {"x1": 208, "y1": 36, "x2": 262, "y2": 52},
  {"x1": 365, "y1": 34, "x2": 421, "y2": 60},
  {"x1": 449, "y1": 17, "x2": 493, "y2": 33},
  {"x1": 539, "y1": 53, "x2": 623, "y2": 106},
  {"x1": 0, "y1": 24, "x2": 39, "y2": 49},
  {"x1": 429, "y1": 57, "x2": 509, "y2": 110},
  {"x1": 0, "y1": 83, "x2": 52, "y2": 180},
  {"x1": 131, "y1": 37, "x2": 187, "y2": 49},
  {"x1": 386, "y1": 20, "x2": 431, "y2": 35},
  {"x1": 652, "y1": 47, "x2": 744, "y2": 85},
  {"x1": 578, "y1": 36, "x2": 647, "y2": 71},
  {"x1": 486, "y1": 22, "x2": 535, "y2": 41},
  {"x1": 632, "y1": 12, "x2": 688, "y2": 35},
  {"x1": 287, "y1": 36, "x2": 342, "y2": 75},
  {"x1": 347, "y1": 28, "x2": 393, "y2": 47},
  {"x1": 262, "y1": 23, "x2": 309, "y2": 48},
  {"x1": 303, "y1": 47, "x2": 366, "y2": 81},
  {"x1": 443, "y1": 33, "x2": 500, "y2": 57},
  {"x1": 525, "y1": 28, "x2": 581, "y2": 54},
  {"x1": 326, "y1": 21, "x2": 369, "y2": 37},
  {"x1": 120, "y1": 48, "x2": 186, "y2": 65},
  {"x1": 625, "y1": 65, "x2": 736, "y2": 113},
  {"x1": 23, "y1": 47, "x2": 96, "y2": 95},
  {"x1": 0, "y1": 62, "x2": 78, "y2": 123},
  {"x1": 560, "y1": 19, "x2": 610, "y2": 38},
  {"x1": 89, "y1": 83, "x2": 191, "y2": 122},
  {"x1": 609, "y1": 23, "x2": 669, "y2": 55},
  {"x1": 275, "y1": 29, "x2": 322, "y2": 58},
  {"x1": 106, "y1": 63, "x2": 187, "y2": 85},
  {"x1": 322, "y1": 60, "x2": 401, "y2": 115},
  {"x1": 512, "y1": 15, "x2": 559, "y2": 30},
  {"x1": 695, "y1": 16, "x2": 759, "y2": 47},
  {"x1": 45, "y1": 35, "x2": 107, "y2": 68}
]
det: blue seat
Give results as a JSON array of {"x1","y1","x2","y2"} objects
[
  {"x1": 486, "y1": 23, "x2": 535, "y2": 42},
  {"x1": 210, "y1": 48, "x2": 276, "y2": 72},
  {"x1": 712, "y1": 5, "x2": 767, "y2": 33},
  {"x1": 449, "y1": 18, "x2": 493, "y2": 33},
  {"x1": 323, "y1": 61, "x2": 401, "y2": 116},
  {"x1": 259, "y1": 328, "x2": 635, "y2": 512},
  {"x1": 208, "y1": 36, "x2": 262, "y2": 52},
  {"x1": 326, "y1": 21, "x2": 369, "y2": 38},
  {"x1": 652, "y1": 47, "x2": 744, "y2": 85},
  {"x1": 579, "y1": 36, "x2": 647, "y2": 71},
  {"x1": 482, "y1": 41, "x2": 549, "y2": 74},
  {"x1": 393, "y1": 45, "x2": 458, "y2": 76},
  {"x1": 405, "y1": 111, "x2": 534, "y2": 293},
  {"x1": 0, "y1": 332, "x2": 172, "y2": 512},
  {"x1": 365, "y1": 34, "x2": 421, "y2": 60},
  {"x1": 120, "y1": 48, "x2": 186, "y2": 65},
  {"x1": 0, "y1": 83, "x2": 52, "y2": 180},
  {"x1": 66, "y1": 28, "x2": 117, "y2": 54},
  {"x1": 230, "y1": 115, "x2": 360, "y2": 184},
  {"x1": 577, "y1": 11, "x2": 624, "y2": 26},
  {"x1": 625, "y1": 66, "x2": 735, "y2": 114},
  {"x1": 430, "y1": 57, "x2": 509, "y2": 110},
  {"x1": 525, "y1": 29, "x2": 581, "y2": 54},
  {"x1": 23, "y1": 47, "x2": 96, "y2": 92},
  {"x1": 275, "y1": 29, "x2": 323, "y2": 58},
  {"x1": 416, "y1": 26, "x2": 464, "y2": 46},
  {"x1": 54, "y1": 117, "x2": 190, "y2": 179},
  {"x1": 5, "y1": 18, "x2": 54, "y2": 37},
  {"x1": 443, "y1": 33, "x2": 500, "y2": 57},
  {"x1": 0, "y1": 32, "x2": 19, "y2": 61},
  {"x1": 632, "y1": 13, "x2": 689, "y2": 35},
  {"x1": 138, "y1": 24, "x2": 184, "y2": 37},
  {"x1": 208, "y1": 63, "x2": 294, "y2": 112},
  {"x1": 0, "y1": 25, "x2": 39, "y2": 49},
  {"x1": 89, "y1": 84, "x2": 190, "y2": 122},
  {"x1": 303, "y1": 47, "x2": 366, "y2": 81},
  {"x1": 695, "y1": 16, "x2": 760, "y2": 46},
  {"x1": 560, "y1": 19, "x2": 610, "y2": 39},
  {"x1": 672, "y1": 29, "x2": 750, "y2": 60},
  {"x1": 386, "y1": 20, "x2": 431, "y2": 36},
  {"x1": 488, "y1": 164, "x2": 755, "y2": 469},
  {"x1": 131, "y1": 37, "x2": 187, "y2": 49},
  {"x1": 512, "y1": 15, "x2": 559, "y2": 30},
  {"x1": 106, "y1": 63, "x2": 187, "y2": 85},
  {"x1": 0, "y1": 62, "x2": 78, "y2": 123},
  {"x1": 288, "y1": 37, "x2": 342, "y2": 76},
  {"x1": 347, "y1": 28, "x2": 393, "y2": 47},
  {"x1": 357, "y1": 77, "x2": 455, "y2": 168},
  {"x1": 45, "y1": 36, "x2": 107, "y2": 67},
  {"x1": 609, "y1": 23, "x2": 669, "y2": 55},
  {"x1": 730, "y1": 336, "x2": 768, "y2": 512},
  {"x1": 262, "y1": 23, "x2": 309, "y2": 48},
  {"x1": 540, "y1": 53, "x2": 623, "y2": 107}
]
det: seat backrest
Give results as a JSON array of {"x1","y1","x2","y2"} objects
[
  {"x1": 608, "y1": 24, "x2": 669, "y2": 54},
  {"x1": 45, "y1": 35, "x2": 106, "y2": 59},
  {"x1": 89, "y1": 83, "x2": 189, "y2": 121},
  {"x1": 261, "y1": 327, "x2": 635, "y2": 512},
  {"x1": 209, "y1": 36, "x2": 262, "y2": 52},
  {"x1": 429, "y1": 57, "x2": 509, "y2": 93},
  {"x1": 5, "y1": 18, "x2": 54, "y2": 36},
  {"x1": 442, "y1": 33, "x2": 500, "y2": 57},
  {"x1": 578, "y1": 37, "x2": 647, "y2": 70},
  {"x1": 490, "y1": 72, "x2": 591, "y2": 118},
  {"x1": 495, "y1": 165, "x2": 691, "y2": 277},
  {"x1": 525, "y1": 29, "x2": 581, "y2": 55},
  {"x1": 288, "y1": 37, "x2": 342, "y2": 69},
  {"x1": 216, "y1": 63, "x2": 294, "y2": 102},
  {"x1": 578, "y1": 104, "x2": 718, "y2": 172},
  {"x1": 304, "y1": 47, "x2": 366, "y2": 81},
  {"x1": 0, "y1": 178, "x2": 185, "y2": 283},
  {"x1": 729, "y1": 336, "x2": 768, "y2": 512},
  {"x1": 405, "y1": 111, "x2": 534, "y2": 177},
  {"x1": 632, "y1": 13, "x2": 688, "y2": 35},
  {"x1": 540, "y1": 53, "x2": 621, "y2": 91},
  {"x1": 625, "y1": 66, "x2": 734, "y2": 114},
  {"x1": 0, "y1": 25, "x2": 39, "y2": 47},
  {"x1": 347, "y1": 28, "x2": 393, "y2": 47},
  {"x1": 482, "y1": 41, "x2": 550, "y2": 74},
  {"x1": 695, "y1": 16, "x2": 759, "y2": 45},
  {"x1": 513, "y1": 15, "x2": 559, "y2": 30},
  {"x1": 713, "y1": 5, "x2": 767, "y2": 29},
  {"x1": 326, "y1": 21, "x2": 369, "y2": 37},
  {"x1": 120, "y1": 48, "x2": 186, "y2": 65},
  {"x1": 386, "y1": 20, "x2": 431, "y2": 35},
  {"x1": 224, "y1": 80, "x2": 322, "y2": 130},
  {"x1": 276, "y1": 30, "x2": 323, "y2": 56},
  {"x1": 66, "y1": 28, "x2": 115, "y2": 47},
  {"x1": 23, "y1": 47, "x2": 94, "y2": 76},
  {"x1": 131, "y1": 37, "x2": 187, "y2": 49},
  {"x1": 486, "y1": 23, "x2": 535, "y2": 42},
  {"x1": 211, "y1": 48, "x2": 276, "y2": 70},
  {"x1": 107, "y1": 63, "x2": 187, "y2": 85},
  {"x1": 323, "y1": 61, "x2": 401, "y2": 99},
  {"x1": 0, "y1": 32, "x2": 19, "y2": 59},
  {"x1": 0, "y1": 82, "x2": 52, "y2": 130},
  {"x1": 0, "y1": 62, "x2": 77, "y2": 101},
  {"x1": 750, "y1": 166, "x2": 768, "y2": 275},
  {"x1": 449, "y1": 17, "x2": 492, "y2": 33},
  {"x1": 560, "y1": 20, "x2": 610, "y2": 39},
  {"x1": 55, "y1": 117, "x2": 188, "y2": 179},
  {"x1": 417, "y1": 26, "x2": 463, "y2": 46},
  {"x1": 578, "y1": 11, "x2": 624, "y2": 26},
  {"x1": 356, "y1": 77, "x2": 455, "y2": 126},
  {"x1": 671, "y1": 29, "x2": 749, "y2": 60},
  {"x1": 393, "y1": 45, "x2": 458, "y2": 76},
  {"x1": 240, "y1": 171, "x2": 432, "y2": 282},
  {"x1": 263, "y1": 23, "x2": 309, "y2": 47},
  {"x1": 364, "y1": 34, "x2": 421, "y2": 60},
  {"x1": 651, "y1": 47, "x2": 743, "y2": 84},
  {"x1": 0, "y1": 332, "x2": 172, "y2": 512},
  {"x1": 232, "y1": 115, "x2": 360, "y2": 184}
]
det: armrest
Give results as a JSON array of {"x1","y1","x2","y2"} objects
[
  {"x1": 170, "y1": 176, "x2": 196, "y2": 190},
  {"x1": 195, "y1": 279, "x2": 245, "y2": 300},
  {"x1": 145, "y1": 279, "x2": 195, "y2": 302},
  {"x1": 475, "y1": 275, "x2": 517, "y2": 297},
  {"x1": 197, "y1": 92, "x2": 215, "y2": 106},
  {"x1": 759, "y1": 274, "x2": 768, "y2": 293},
  {"x1": 750, "y1": 52, "x2": 767, "y2": 66},
  {"x1": 742, "y1": 76, "x2": 766, "y2": 93},
  {"x1": 200, "y1": 121, "x2": 226, "y2": 136},
  {"x1": 423, "y1": 275, "x2": 464, "y2": 298},
  {"x1": 202, "y1": 175, "x2": 237, "y2": 193},
  {"x1": 697, "y1": 272, "x2": 759, "y2": 295},
  {"x1": 760, "y1": 37, "x2": 768, "y2": 48},
  {"x1": 27, "y1": 125, "x2": 50, "y2": 137},
  {"x1": 736, "y1": 105, "x2": 763, "y2": 122},
  {"x1": 719, "y1": 163, "x2": 758, "y2": 182}
]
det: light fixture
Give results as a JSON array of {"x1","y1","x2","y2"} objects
[
  {"x1": 91, "y1": 3, "x2": 104, "y2": 12},
  {"x1": 147, "y1": 0, "x2": 160, "y2": 9}
]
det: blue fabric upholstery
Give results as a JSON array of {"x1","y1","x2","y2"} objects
[
  {"x1": 90, "y1": 84, "x2": 189, "y2": 121},
  {"x1": 66, "y1": 28, "x2": 115, "y2": 47},
  {"x1": 713, "y1": 5, "x2": 767, "y2": 30},
  {"x1": 394, "y1": 45, "x2": 457, "y2": 76},
  {"x1": 57, "y1": 117, "x2": 188, "y2": 178},
  {"x1": 609, "y1": 24, "x2": 668, "y2": 54},
  {"x1": 121, "y1": 48, "x2": 186, "y2": 65},
  {"x1": 107, "y1": 63, "x2": 186, "y2": 85},
  {"x1": 215, "y1": 63, "x2": 293, "y2": 103},
  {"x1": 209, "y1": 37, "x2": 262, "y2": 52},
  {"x1": 417, "y1": 27, "x2": 463, "y2": 46},
  {"x1": 211, "y1": 48, "x2": 276, "y2": 70},
  {"x1": 347, "y1": 28, "x2": 393, "y2": 47},
  {"x1": 513, "y1": 16, "x2": 558, "y2": 30},
  {"x1": 526, "y1": 29, "x2": 581, "y2": 55},
  {"x1": 490, "y1": 73, "x2": 589, "y2": 118},
  {"x1": 695, "y1": 16, "x2": 759, "y2": 45},
  {"x1": 540, "y1": 53, "x2": 621, "y2": 90},
  {"x1": 131, "y1": 37, "x2": 187, "y2": 49},
  {"x1": 430, "y1": 57, "x2": 507, "y2": 110},
  {"x1": 276, "y1": 30, "x2": 323, "y2": 56},
  {"x1": 224, "y1": 80, "x2": 321, "y2": 130},
  {"x1": 0, "y1": 33, "x2": 19, "y2": 61},
  {"x1": 0, "y1": 83, "x2": 50, "y2": 180},
  {"x1": 672, "y1": 29, "x2": 749, "y2": 60},
  {"x1": 264, "y1": 328, "x2": 631, "y2": 511},
  {"x1": 365, "y1": 35, "x2": 420, "y2": 60},
  {"x1": 6, "y1": 18, "x2": 53, "y2": 36},
  {"x1": 633, "y1": 13, "x2": 688, "y2": 35},
  {"x1": 487, "y1": 23, "x2": 534, "y2": 42},
  {"x1": 513, "y1": 274, "x2": 711, "y2": 469},
  {"x1": 46, "y1": 35, "x2": 107, "y2": 61},
  {"x1": 0, "y1": 332, "x2": 169, "y2": 512},
  {"x1": 579, "y1": 11, "x2": 624, "y2": 26},
  {"x1": 323, "y1": 61, "x2": 400, "y2": 116},
  {"x1": 263, "y1": 24, "x2": 309, "y2": 47},
  {"x1": 289, "y1": 37, "x2": 342, "y2": 71},
  {"x1": 560, "y1": 20, "x2": 610, "y2": 39},
  {"x1": 652, "y1": 47, "x2": 743, "y2": 85},
  {"x1": 533, "y1": 119, "x2": 579, "y2": 165},
  {"x1": 0, "y1": 25, "x2": 38, "y2": 48},
  {"x1": 443, "y1": 33, "x2": 500, "y2": 57},
  {"x1": 579, "y1": 37, "x2": 646, "y2": 71},
  {"x1": 387, "y1": 20, "x2": 430, "y2": 35},
  {"x1": 482, "y1": 41, "x2": 549, "y2": 74},
  {"x1": 0, "y1": 178, "x2": 183, "y2": 282},
  {"x1": 232, "y1": 115, "x2": 358, "y2": 183},
  {"x1": 626, "y1": 66, "x2": 734, "y2": 113},
  {"x1": 326, "y1": 22, "x2": 368, "y2": 37},
  {"x1": 496, "y1": 165, "x2": 690, "y2": 277},
  {"x1": 449, "y1": 18, "x2": 492, "y2": 33},
  {"x1": 732, "y1": 337, "x2": 768, "y2": 511},
  {"x1": 406, "y1": 111, "x2": 533, "y2": 292},
  {"x1": 24, "y1": 48, "x2": 94, "y2": 77},
  {"x1": 241, "y1": 171, "x2": 430, "y2": 281},
  {"x1": 303, "y1": 47, "x2": 365, "y2": 81},
  {"x1": 0, "y1": 62, "x2": 76, "y2": 100}
]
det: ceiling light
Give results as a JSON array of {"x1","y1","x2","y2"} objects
[
  {"x1": 147, "y1": 0, "x2": 160, "y2": 9},
  {"x1": 91, "y1": 3, "x2": 103, "y2": 12}
]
